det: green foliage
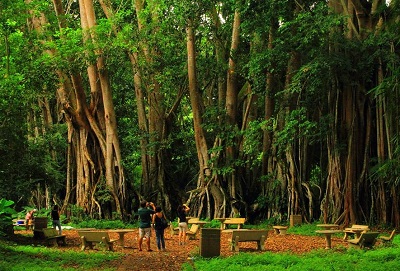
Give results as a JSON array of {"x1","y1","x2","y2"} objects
[
  {"x1": 67, "y1": 209, "x2": 137, "y2": 228},
  {"x1": 67, "y1": 205, "x2": 88, "y2": 224},
  {"x1": 0, "y1": 198, "x2": 17, "y2": 236},
  {"x1": 95, "y1": 178, "x2": 114, "y2": 205},
  {"x1": 72, "y1": 219, "x2": 129, "y2": 230},
  {"x1": 66, "y1": 217, "x2": 138, "y2": 230},
  {"x1": 0, "y1": 240, "x2": 122, "y2": 271},
  {"x1": 250, "y1": 218, "x2": 280, "y2": 230},
  {"x1": 274, "y1": 108, "x2": 317, "y2": 155},
  {"x1": 0, "y1": 0, "x2": 400, "y2": 228},
  {"x1": 369, "y1": 135, "x2": 400, "y2": 186},
  {"x1": 0, "y1": 199, "x2": 17, "y2": 218},
  {"x1": 309, "y1": 165, "x2": 323, "y2": 187},
  {"x1": 183, "y1": 233, "x2": 400, "y2": 271},
  {"x1": 286, "y1": 223, "x2": 320, "y2": 236},
  {"x1": 241, "y1": 120, "x2": 265, "y2": 168},
  {"x1": 0, "y1": 74, "x2": 31, "y2": 203},
  {"x1": 203, "y1": 219, "x2": 222, "y2": 229}
]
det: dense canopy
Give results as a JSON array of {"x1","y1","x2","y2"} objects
[{"x1": 0, "y1": 0, "x2": 399, "y2": 227}]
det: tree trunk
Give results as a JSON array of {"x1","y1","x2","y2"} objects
[
  {"x1": 225, "y1": 3, "x2": 241, "y2": 215},
  {"x1": 133, "y1": 0, "x2": 172, "y2": 212},
  {"x1": 78, "y1": 0, "x2": 125, "y2": 216},
  {"x1": 185, "y1": 17, "x2": 225, "y2": 218},
  {"x1": 27, "y1": 0, "x2": 128, "y2": 218}
]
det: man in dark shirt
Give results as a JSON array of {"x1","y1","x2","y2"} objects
[{"x1": 138, "y1": 200, "x2": 156, "y2": 251}]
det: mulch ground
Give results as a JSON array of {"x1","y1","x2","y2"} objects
[{"x1": 10, "y1": 228, "x2": 349, "y2": 271}]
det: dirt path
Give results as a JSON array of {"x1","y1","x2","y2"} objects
[{"x1": 13, "y1": 229, "x2": 348, "y2": 271}]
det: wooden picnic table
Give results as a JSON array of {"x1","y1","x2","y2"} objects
[
  {"x1": 222, "y1": 218, "x2": 246, "y2": 230},
  {"x1": 344, "y1": 227, "x2": 368, "y2": 238},
  {"x1": 342, "y1": 225, "x2": 369, "y2": 240},
  {"x1": 108, "y1": 229, "x2": 135, "y2": 247},
  {"x1": 315, "y1": 230, "x2": 342, "y2": 249},
  {"x1": 316, "y1": 224, "x2": 339, "y2": 230},
  {"x1": 76, "y1": 228, "x2": 96, "y2": 231},
  {"x1": 189, "y1": 221, "x2": 208, "y2": 226}
]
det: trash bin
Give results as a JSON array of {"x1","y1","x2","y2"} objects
[
  {"x1": 33, "y1": 217, "x2": 48, "y2": 230},
  {"x1": 33, "y1": 217, "x2": 48, "y2": 239},
  {"x1": 290, "y1": 215, "x2": 302, "y2": 227},
  {"x1": 200, "y1": 228, "x2": 220, "y2": 258}
]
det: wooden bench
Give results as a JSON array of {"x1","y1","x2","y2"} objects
[
  {"x1": 273, "y1": 226, "x2": 288, "y2": 235},
  {"x1": 76, "y1": 228, "x2": 96, "y2": 231},
  {"x1": 187, "y1": 218, "x2": 199, "y2": 224},
  {"x1": 170, "y1": 223, "x2": 179, "y2": 236},
  {"x1": 230, "y1": 230, "x2": 268, "y2": 252},
  {"x1": 343, "y1": 224, "x2": 370, "y2": 240},
  {"x1": 223, "y1": 218, "x2": 246, "y2": 230},
  {"x1": 347, "y1": 231, "x2": 379, "y2": 249},
  {"x1": 378, "y1": 229, "x2": 396, "y2": 244},
  {"x1": 186, "y1": 224, "x2": 200, "y2": 240},
  {"x1": 78, "y1": 231, "x2": 118, "y2": 251},
  {"x1": 42, "y1": 228, "x2": 66, "y2": 246}
]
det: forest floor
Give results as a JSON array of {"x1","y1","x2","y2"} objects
[{"x1": 12, "y1": 228, "x2": 349, "y2": 271}]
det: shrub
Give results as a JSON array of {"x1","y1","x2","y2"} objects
[{"x1": 0, "y1": 198, "x2": 17, "y2": 236}]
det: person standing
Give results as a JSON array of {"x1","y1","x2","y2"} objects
[
  {"x1": 138, "y1": 200, "x2": 156, "y2": 251},
  {"x1": 177, "y1": 204, "x2": 190, "y2": 245},
  {"x1": 152, "y1": 206, "x2": 167, "y2": 251},
  {"x1": 25, "y1": 209, "x2": 36, "y2": 230},
  {"x1": 51, "y1": 205, "x2": 62, "y2": 235}
]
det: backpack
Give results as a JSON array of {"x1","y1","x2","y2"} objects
[
  {"x1": 155, "y1": 215, "x2": 169, "y2": 230},
  {"x1": 160, "y1": 217, "x2": 169, "y2": 230}
]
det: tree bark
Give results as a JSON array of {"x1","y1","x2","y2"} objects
[{"x1": 225, "y1": 2, "x2": 241, "y2": 215}]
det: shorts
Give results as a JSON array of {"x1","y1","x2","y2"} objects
[
  {"x1": 139, "y1": 227, "x2": 152, "y2": 238},
  {"x1": 178, "y1": 222, "x2": 188, "y2": 232}
]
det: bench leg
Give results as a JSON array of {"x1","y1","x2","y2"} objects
[
  {"x1": 58, "y1": 236, "x2": 66, "y2": 246},
  {"x1": 258, "y1": 235, "x2": 266, "y2": 250},
  {"x1": 47, "y1": 238, "x2": 57, "y2": 246},
  {"x1": 233, "y1": 236, "x2": 240, "y2": 252},
  {"x1": 81, "y1": 236, "x2": 92, "y2": 250},
  {"x1": 280, "y1": 229, "x2": 287, "y2": 235},
  {"x1": 102, "y1": 236, "x2": 114, "y2": 251}
]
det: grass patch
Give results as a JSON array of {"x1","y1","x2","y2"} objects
[
  {"x1": 182, "y1": 226, "x2": 400, "y2": 271},
  {"x1": 286, "y1": 223, "x2": 319, "y2": 236},
  {"x1": 0, "y1": 240, "x2": 123, "y2": 271},
  {"x1": 183, "y1": 242, "x2": 400, "y2": 271},
  {"x1": 70, "y1": 219, "x2": 137, "y2": 229}
]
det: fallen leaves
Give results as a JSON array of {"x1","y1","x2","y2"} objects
[{"x1": 13, "y1": 228, "x2": 348, "y2": 271}]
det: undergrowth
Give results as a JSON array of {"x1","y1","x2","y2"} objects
[{"x1": 0, "y1": 240, "x2": 122, "y2": 271}]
